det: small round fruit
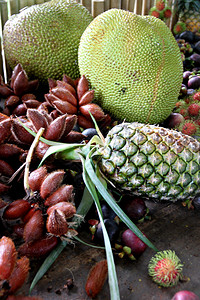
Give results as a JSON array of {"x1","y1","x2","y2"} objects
[
  {"x1": 121, "y1": 229, "x2": 147, "y2": 257},
  {"x1": 164, "y1": 113, "x2": 185, "y2": 129},
  {"x1": 82, "y1": 128, "x2": 98, "y2": 140},
  {"x1": 95, "y1": 219, "x2": 119, "y2": 245},
  {"x1": 188, "y1": 76, "x2": 200, "y2": 89},
  {"x1": 101, "y1": 203, "x2": 117, "y2": 220},
  {"x1": 193, "y1": 196, "x2": 200, "y2": 210},
  {"x1": 183, "y1": 71, "x2": 192, "y2": 84},
  {"x1": 171, "y1": 290, "x2": 200, "y2": 300},
  {"x1": 121, "y1": 195, "x2": 147, "y2": 222}
]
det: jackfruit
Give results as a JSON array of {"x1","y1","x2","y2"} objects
[
  {"x1": 78, "y1": 9, "x2": 183, "y2": 124},
  {"x1": 3, "y1": 0, "x2": 93, "y2": 83}
]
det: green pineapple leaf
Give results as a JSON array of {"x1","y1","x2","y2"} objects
[
  {"x1": 80, "y1": 154, "x2": 120, "y2": 300},
  {"x1": 30, "y1": 184, "x2": 95, "y2": 293},
  {"x1": 85, "y1": 151, "x2": 158, "y2": 252},
  {"x1": 29, "y1": 240, "x2": 68, "y2": 293}
]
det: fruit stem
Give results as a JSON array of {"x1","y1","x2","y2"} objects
[{"x1": 24, "y1": 127, "x2": 45, "y2": 197}]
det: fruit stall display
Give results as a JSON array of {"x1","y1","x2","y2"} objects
[{"x1": 0, "y1": 0, "x2": 200, "y2": 299}]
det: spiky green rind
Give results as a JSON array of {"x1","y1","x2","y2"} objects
[
  {"x1": 148, "y1": 250, "x2": 183, "y2": 287},
  {"x1": 96, "y1": 122, "x2": 200, "y2": 202},
  {"x1": 78, "y1": 9, "x2": 183, "y2": 124},
  {"x1": 3, "y1": 0, "x2": 93, "y2": 83}
]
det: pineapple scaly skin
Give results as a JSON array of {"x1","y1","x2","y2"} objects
[
  {"x1": 97, "y1": 123, "x2": 200, "y2": 202},
  {"x1": 180, "y1": 10, "x2": 200, "y2": 32}
]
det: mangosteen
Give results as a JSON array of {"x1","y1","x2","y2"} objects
[
  {"x1": 95, "y1": 219, "x2": 119, "y2": 245},
  {"x1": 120, "y1": 195, "x2": 148, "y2": 222},
  {"x1": 164, "y1": 113, "x2": 185, "y2": 129},
  {"x1": 82, "y1": 128, "x2": 98, "y2": 140},
  {"x1": 180, "y1": 31, "x2": 195, "y2": 43},
  {"x1": 194, "y1": 41, "x2": 200, "y2": 54},
  {"x1": 101, "y1": 203, "x2": 117, "y2": 220},
  {"x1": 183, "y1": 58, "x2": 194, "y2": 70},
  {"x1": 190, "y1": 53, "x2": 200, "y2": 66},
  {"x1": 194, "y1": 33, "x2": 200, "y2": 43},
  {"x1": 188, "y1": 75, "x2": 200, "y2": 89},
  {"x1": 183, "y1": 71, "x2": 192, "y2": 85}
]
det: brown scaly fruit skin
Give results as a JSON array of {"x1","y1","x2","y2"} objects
[
  {"x1": 0, "y1": 236, "x2": 30, "y2": 298},
  {"x1": 0, "y1": 64, "x2": 39, "y2": 116},
  {"x1": 45, "y1": 74, "x2": 110, "y2": 129},
  {"x1": 3, "y1": 167, "x2": 77, "y2": 257}
]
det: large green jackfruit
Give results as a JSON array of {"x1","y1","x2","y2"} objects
[
  {"x1": 3, "y1": 0, "x2": 93, "y2": 83},
  {"x1": 78, "y1": 9, "x2": 183, "y2": 124}
]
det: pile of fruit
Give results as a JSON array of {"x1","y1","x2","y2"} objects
[
  {"x1": 0, "y1": 0, "x2": 200, "y2": 299},
  {"x1": 149, "y1": 0, "x2": 172, "y2": 21}
]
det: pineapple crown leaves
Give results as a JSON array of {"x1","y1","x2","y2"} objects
[
  {"x1": 148, "y1": 250, "x2": 184, "y2": 287},
  {"x1": 173, "y1": 0, "x2": 200, "y2": 13},
  {"x1": 21, "y1": 115, "x2": 158, "y2": 300}
]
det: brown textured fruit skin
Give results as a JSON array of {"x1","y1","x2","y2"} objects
[
  {"x1": 78, "y1": 9, "x2": 183, "y2": 124},
  {"x1": 3, "y1": 0, "x2": 93, "y2": 83}
]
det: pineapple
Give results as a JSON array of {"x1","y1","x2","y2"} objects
[
  {"x1": 41, "y1": 120, "x2": 200, "y2": 298},
  {"x1": 174, "y1": 0, "x2": 200, "y2": 32},
  {"x1": 96, "y1": 122, "x2": 200, "y2": 202}
]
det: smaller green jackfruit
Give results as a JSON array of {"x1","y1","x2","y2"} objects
[{"x1": 3, "y1": 0, "x2": 93, "y2": 83}]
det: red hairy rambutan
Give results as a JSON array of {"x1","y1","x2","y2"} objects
[
  {"x1": 156, "y1": 0, "x2": 165, "y2": 11},
  {"x1": 188, "y1": 103, "x2": 200, "y2": 116},
  {"x1": 181, "y1": 122, "x2": 197, "y2": 135},
  {"x1": 148, "y1": 250, "x2": 183, "y2": 287},
  {"x1": 163, "y1": 7, "x2": 172, "y2": 18},
  {"x1": 193, "y1": 92, "x2": 200, "y2": 101}
]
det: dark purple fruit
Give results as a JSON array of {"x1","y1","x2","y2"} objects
[
  {"x1": 180, "y1": 31, "x2": 194, "y2": 43},
  {"x1": 101, "y1": 203, "x2": 117, "y2": 220},
  {"x1": 194, "y1": 41, "x2": 200, "y2": 54},
  {"x1": 171, "y1": 290, "x2": 200, "y2": 300},
  {"x1": 190, "y1": 53, "x2": 200, "y2": 66},
  {"x1": 164, "y1": 113, "x2": 185, "y2": 129},
  {"x1": 82, "y1": 128, "x2": 98, "y2": 140},
  {"x1": 193, "y1": 196, "x2": 200, "y2": 210},
  {"x1": 121, "y1": 195, "x2": 147, "y2": 222},
  {"x1": 95, "y1": 219, "x2": 119, "y2": 245},
  {"x1": 183, "y1": 71, "x2": 192, "y2": 85},
  {"x1": 180, "y1": 84, "x2": 188, "y2": 95},
  {"x1": 121, "y1": 229, "x2": 147, "y2": 257},
  {"x1": 188, "y1": 76, "x2": 200, "y2": 89},
  {"x1": 187, "y1": 89, "x2": 195, "y2": 96}
]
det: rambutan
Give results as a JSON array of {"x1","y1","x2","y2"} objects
[
  {"x1": 185, "y1": 98, "x2": 191, "y2": 104},
  {"x1": 149, "y1": 7, "x2": 163, "y2": 19},
  {"x1": 163, "y1": 7, "x2": 172, "y2": 19},
  {"x1": 148, "y1": 250, "x2": 183, "y2": 287},
  {"x1": 179, "y1": 108, "x2": 188, "y2": 116},
  {"x1": 156, "y1": 0, "x2": 165, "y2": 11},
  {"x1": 175, "y1": 101, "x2": 183, "y2": 108},
  {"x1": 187, "y1": 103, "x2": 200, "y2": 116},
  {"x1": 193, "y1": 91, "x2": 200, "y2": 101},
  {"x1": 180, "y1": 121, "x2": 197, "y2": 136},
  {"x1": 195, "y1": 119, "x2": 200, "y2": 127},
  {"x1": 173, "y1": 22, "x2": 186, "y2": 35}
]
